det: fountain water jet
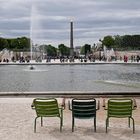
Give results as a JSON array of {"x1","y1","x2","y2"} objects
[
  {"x1": 29, "y1": 5, "x2": 34, "y2": 70},
  {"x1": 29, "y1": 4, "x2": 44, "y2": 70}
]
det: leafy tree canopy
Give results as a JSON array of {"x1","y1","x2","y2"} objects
[
  {"x1": 80, "y1": 44, "x2": 91, "y2": 55},
  {"x1": 58, "y1": 44, "x2": 70, "y2": 56},
  {"x1": 102, "y1": 35, "x2": 115, "y2": 48}
]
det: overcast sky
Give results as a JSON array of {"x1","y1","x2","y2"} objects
[{"x1": 0, "y1": 0, "x2": 140, "y2": 47}]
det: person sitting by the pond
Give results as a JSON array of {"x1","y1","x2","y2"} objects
[
  {"x1": 124, "y1": 55, "x2": 128, "y2": 62},
  {"x1": 11, "y1": 56, "x2": 15, "y2": 62},
  {"x1": 133, "y1": 55, "x2": 136, "y2": 62},
  {"x1": 19, "y1": 56, "x2": 25, "y2": 63},
  {"x1": 25, "y1": 57, "x2": 30, "y2": 63},
  {"x1": 92, "y1": 55, "x2": 95, "y2": 62},
  {"x1": 119, "y1": 56, "x2": 122, "y2": 61},
  {"x1": 136, "y1": 55, "x2": 140, "y2": 62},
  {"x1": 3, "y1": 59, "x2": 6, "y2": 62},
  {"x1": 60, "y1": 56, "x2": 64, "y2": 63},
  {"x1": 131, "y1": 55, "x2": 134, "y2": 62},
  {"x1": 6, "y1": 59, "x2": 9, "y2": 63},
  {"x1": 84, "y1": 58, "x2": 87, "y2": 62}
]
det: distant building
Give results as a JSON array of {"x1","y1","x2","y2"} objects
[{"x1": 74, "y1": 46, "x2": 81, "y2": 56}]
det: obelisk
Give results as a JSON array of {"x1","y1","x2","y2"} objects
[{"x1": 70, "y1": 20, "x2": 74, "y2": 56}]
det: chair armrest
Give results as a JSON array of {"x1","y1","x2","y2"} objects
[
  {"x1": 133, "y1": 98, "x2": 137, "y2": 110},
  {"x1": 68, "y1": 100, "x2": 72, "y2": 111},
  {"x1": 102, "y1": 99, "x2": 107, "y2": 110},
  {"x1": 31, "y1": 100, "x2": 35, "y2": 109},
  {"x1": 61, "y1": 98, "x2": 66, "y2": 110},
  {"x1": 96, "y1": 100, "x2": 100, "y2": 110}
]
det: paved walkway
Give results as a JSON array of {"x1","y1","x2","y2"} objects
[{"x1": 0, "y1": 98, "x2": 140, "y2": 140}]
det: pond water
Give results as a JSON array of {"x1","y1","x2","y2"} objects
[{"x1": 0, "y1": 64, "x2": 140, "y2": 92}]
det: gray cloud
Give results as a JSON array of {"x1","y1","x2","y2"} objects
[{"x1": 0, "y1": 0, "x2": 140, "y2": 46}]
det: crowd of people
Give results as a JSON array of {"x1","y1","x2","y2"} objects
[{"x1": 0, "y1": 54, "x2": 140, "y2": 63}]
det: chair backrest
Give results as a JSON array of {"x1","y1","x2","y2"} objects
[
  {"x1": 34, "y1": 98, "x2": 60, "y2": 117},
  {"x1": 108, "y1": 99, "x2": 133, "y2": 118},
  {"x1": 72, "y1": 98, "x2": 96, "y2": 119}
]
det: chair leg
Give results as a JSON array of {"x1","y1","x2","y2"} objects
[
  {"x1": 107, "y1": 118, "x2": 109, "y2": 127},
  {"x1": 94, "y1": 117, "x2": 96, "y2": 132},
  {"x1": 130, "y1": 117, "x2": 135, "y2": 134},
  {"x1": 41, "y1": 117, "x2": 43, "y2": 127},
  {"x1": 72, "y1": 117, "x2": 74, "y2": 132},
  {"x1": 106, "y1": 118, "x2": 109, "y2": 133},
  {"x1": 60, "y1": 117, "x2": 62, "y2": 132},
  {"x1": 61, "y1": 109, "x2": 63, "y2": 126},
  {"x1": 34, "y1": 117, "x2": 38, "y2": 133},
  {"x1": 128, "y1": 117, "x2": 130, "y2": 128}
]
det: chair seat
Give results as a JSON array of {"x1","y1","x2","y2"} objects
[
  {"x1": 69, "y1": 98, "x2": 99, "y2": 132},
  {"x1": 32, "y1": 98, "x2": 64, "y2": 132},
  {"x1": 105, "y1": 98, "x2": 136, "y2": 133}
]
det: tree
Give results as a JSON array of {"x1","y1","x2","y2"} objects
[
  {"x1": 80, "y1": 44, "x2": 91, "y2": 55},
  {"x1": 0, "y1": 38, "x2": 9, "y2": 50},
  {"x1": 0, "y1": 37, "x2": 30, "y2": 51},
  {"x1": 132, "y1": 35, "x2": 140, "y2": 50},
  {"x1": 39, "y1": 44, "x2": 57, "y2": 56},
  {"x1": 58, "y1": 44, "x2": 70, "y2": 56},
  {"x1": 122, "y1": 35, "x2": 140, "y2": 50},
  {"x1": 46, "y1": 45, "x2": 57, "y2": 56},
  {"x1": 102, "y1": 36, "x2": 115, "y2": 49},
  {"x1": 17, "y1": 37, "x2": 30, "y2": 50},
  {"x1": 113, "y1": 35, "x2": 140, "y2": 50},
  {"x1": 10, "y1": 39, "x2": 19, "y2": 50}
]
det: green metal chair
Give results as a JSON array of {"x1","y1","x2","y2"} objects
[
  {"x1": 69, "y1": 98, "x2": 100, "y2": 132},
  {"x1": 104, "y1": 98, "x2": 136, "y2": 133},
  {"x1": 32, "y1": 98, "x2": 65, "y2": 133}
]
